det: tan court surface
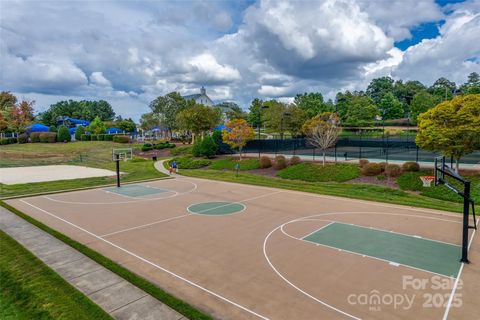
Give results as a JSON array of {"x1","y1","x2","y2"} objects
[{"x1": 7, "y1": 177, "x2": 480, "y2": 320}]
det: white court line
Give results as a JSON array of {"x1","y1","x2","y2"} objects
[
  {"x1": 182, "y1": 176, "x2": 463, "y2": 218},
  {"x1": 300, "y1": 222, "x2": 334, "y2": 239},
  {"x1": 335, "y1": 221, "x2": 461, "y2": 247},
  {"x1": 19, "y1": 199, "x2": 269, "y2": 320},
  {"x1": 42, "y1": 179, "x2": 197, "y2": 205},
  {"x1": 100, "y1": 214, "x2": 190, "y2": 238},
  {"x1": 263, "y1": 211, "x2": 468, "y2": 320},
  {"x1": 442, "y1": 219, "x2": 478, "y2": 320},
  {"x1": 186, "y1": 191, "x2": 283, "y2": 216}
]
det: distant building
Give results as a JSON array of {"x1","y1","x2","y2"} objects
[{"x1": 182, "y1": 86, "x2": 214, "y2": 106}]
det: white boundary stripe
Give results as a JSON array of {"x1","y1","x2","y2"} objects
[
  {"x1": 187, "y1": 191, "x2": 282, "y2": 216},
  {"x1": 42, "y1": 180, "x2": 198, "y2": 205},
  {"x1": 19, "y1": 199, "x2": 269, "y2": 320},
  {"x1": 335, "y1": 221, "x2": 461, "y2": 248},
  {"x1": 263, "y1": 211, "x2": 468, "y2": 319},
  {"x1": 300, "y1": 222, "x2": 335, "y2": 239},
  {"x1": 100, "y1": 214, "x2": 190, "y2": 238},
  {"x1": 442, "y1": 219, "x2": 478, "y2": 320},
  {"x1": 181, "y1": 176, "x2": 463, "y2": 217},
  {"x1": 264, "y1": 226, "x2": 361, "y2": 320}
]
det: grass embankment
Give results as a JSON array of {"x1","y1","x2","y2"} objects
[
  {"x1": 0, "y1": 142, "x2": 167, "y2": 198},
  {"x1": 0, "y1": 230, "x2": 112, "y2": 320},
  {"x1": 179, "y1": 169, "x2": 464, "y2": 213},
  {"x1": 277, "y1": 163, "x2": 360, "y2": 182},
  {"x1": 397, "y1": 170, "x2": 480, "y2": 203},
  {"x1": 0, "y1": 202, "x2": 212, "y2": 320},
  {"x1": 209, "y1": 158, "x2": 260, "y2": 171}
]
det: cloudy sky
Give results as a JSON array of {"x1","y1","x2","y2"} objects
[{"x1": 1, "y1": 0, "x2": 479, "y2": 120}]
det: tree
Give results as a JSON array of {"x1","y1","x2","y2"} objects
[
  {"x1": 139, "y1": 112, "x2": 159, "y2": 131},
  {"x1": 75, "y1": 125, "x2": 85, "y2": 141},
  {"x1": 222, "y1": 119, "x2": 255, "y2": 160},
  {"x1": 49, "y1": 125, "x2": 57, "y2": 132},
  {"x1": 217, "y1": 102, "x2": 246, "y2": 120},
  {"x1": 118, "y1": 118, "x2": 136, "y2": 132},
  {"x1": 303, "y1": 112, "x2": 341, "y2": 165},
  {"x1": 460, "y1": 72, "x2": 480, "y2": 94},
  {"x1": 86, "y1": 116, "x2": 107, "y2": 134},
  {"x1": 336, "y1": 92, "x2": 378, "y2": 126},
  {"x1": 410, "y1": 90, "x2": 439, "y2": 123},
  {"x1": 416, "y1": 94, "x2": 480, "y2": 171},
  {"x1": 294, "y1": 92, "x2": 333, "y2": 119},
  {"x1": 285, "y1": 105, "x2": 306, "y2": 137},
  {"x1": 366, "y1": 76, "x2": 395, "y2": 106},
  {"x1": 176, "y1": 105, "x2": 222, "y2": 143},
  {"x1": 247, "y1": 98, "x2": 263, "y2": 128},
  {"x1": 380, "y1": 92, "x2": 404, "y2": 119},
  {"x1": 149, "y1": 92, "x2": 189, "y2": 137},
  {"x1": 429, "y1": 77, "x2": 457, "y2": 101},
  {"x1": 8, "y1": 100, "x2": 35, "y2": 132},
  {"x1": 262, "y1": 100, "x2": 289, "y2": 137},
  {"x1": 193, "y1": 136, "x2": 218, "y2": 158},
  {"x1": 40, "y1": 100, "x2": 115, "y2": 126},
  {"x1": 57, "y1": 125, "x2": 71, "y2": 142},
  {"x1": 393, "y1": 80, "x2": 426, "y2": 112}
]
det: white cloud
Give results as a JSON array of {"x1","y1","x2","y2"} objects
[
  {"x1": 184, "y1": 53, "x2": 241, "y2": 84},
  {"x1": 89, "y1": 72, "x2": 112, "y2": 87}
]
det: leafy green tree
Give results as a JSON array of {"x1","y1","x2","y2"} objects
[
  {"x1": 222, "y1": 119, "x2": 255, "y2": 160},
  {"x1": 193, "y1": 136, "x2": 218, "y2": 158},
  {"x1": 380, "y1": 92, "x2": 404, "y2": 119},
  {"x1": 416, "y1": 94, "x2": 480, "y2": 171},
  {"x1": 40, "y1": 100, "x2": 115, "y2": 126},
  {"x1": 86, "y1": 116, "x2": 107, "y2": 134},
  {"x1": 217, "y1": 102, "x2": 246, "y2": 120},
  {"x1": 118, "y1": 118, "x2": 136, "y2": 132},
  {"x1": 285, "y1": 105, "x2": 306, "y2": 137},
  {"x1": 410, "y1": 90, "x2": 439, "y2": 123},
  {"x1": 139, "y1": 112, "x2": 159, "y2": 131},
  {"x1": 176, "y1": 105, "x2": 222, "y2": 143},
  {"x1": 57, "y1": 125, "x2": 71, "y2": 142},
  {"x1": 460, "y1": 72, "x2": 480, "y2": 94},
  {"x1": 366, "y1": 76, "x2": 395, "y2": 106},
  {"x1": 49, "y1": 125, "x2": 57, "y2": 132},
  {"x1": 393, "y1": 80, "x2": 426, "y2": 112},
  {"x1": 262, "y1": 100, "x2": 289, "y2": 137},
  {"x1": 336, "y1": 91, "x2": 378, "y2": 126},
  {"x1": 149, "y1": 92, "x2": 189, "y2": 136},
  {"x1": 247, "y1": 98, "x2": 264, "y2": 128},
  {"x1": 429, "y1": 77, "x2": 457, "y2": 101},
  {"x1": 75, "y1": 125, "x2": 85, "y2": 141},
  {"x1": 294, "y1": 92, "x2": 333, "y2": 119}
]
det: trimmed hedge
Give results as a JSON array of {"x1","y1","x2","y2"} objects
[
  {"x1": 18, "y1": 133, "x2": 28, "y2": 144},
  {"x1": 273, "y1": 155, "x2": 287, "y2": 170},
  {"x1": 385, "y1": 164, "x2": 402, "y2": 177},
  {"x1": 75, "y1": 126, "x2": 85, "y2": 141},
  {"x1": 30, "y1": 132, "x2": 41, "y2": 142},
  {"x1": 359, "y1": 159, "x2": 369, "y2": 168},
  {"x1": 39, "y1": 132, "x2": 56, "y2": 143},
  {"x1": 91, "y1": 134, "x2": 98, "y2": 141},
  {"x1": 57, "y1": 125, "x2": 71, "y2": 142},
  {"x1": 113, "y1": 135, "x2": 130, "y2": 143},
  {"x1": 277, "y1": 163, "x2": 361, "y2": 182},
  {"x1": 259, "y1": 156, "x2": 272, "y2": 168},
  {"x1": 104, "y1": 134, "x2": 114, "y2": 141},
  {"x1": 81, "y1": 134, "x2": 91, "y2": 141},
  {"x1": 0, "y1": 137, "x2": 18, "y2": 145},
  {"x1": 402, "y1": 161, "x2": 420, "y2": 172},
  {"x1": 362, "y1": 163, "x2": 382, "y2": 176},
  {"x1": 290, "y1": 156, "x2": 301, "y2": 166}
]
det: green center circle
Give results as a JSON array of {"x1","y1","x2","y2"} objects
[{"x1": 188, "y1": 202, "x2": 245, "y2": 216}]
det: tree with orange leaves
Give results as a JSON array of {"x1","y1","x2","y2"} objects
[{"x1": 222, "y1": 119, "x2": 255, "y2": 160}]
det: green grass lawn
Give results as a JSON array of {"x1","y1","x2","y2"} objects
[
  {"x1": 0, "y1": 230, "x2": 112, "y2": 320},
  {"x1": 179, "y1": 169, "x2": 464, "y2": 213},
  {"x1": 397, "y1": 170, "x2": 480, "y2": 203},
  {"x1": 276, "y1": 163, "x2": 360, "y2": 182},
  {"x1": 0, "y1": 142, "x2": 167, "y2": 198},
  {"x1": 209, "y1": 158, "x2": 260, "y2": 171}
]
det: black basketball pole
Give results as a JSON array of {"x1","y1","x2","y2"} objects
[
  {"x1": 461, "y1": 181, "x2": 471, "y2": 263},
  {"x1": 115, "y1": 154, "x2": 120, "y2": 188}
]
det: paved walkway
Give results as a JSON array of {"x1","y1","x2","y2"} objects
[{"x1": 0, "y1": 206, "x2": 186, "y2": 320}]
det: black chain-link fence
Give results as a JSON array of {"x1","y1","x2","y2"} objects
[{"x1": 242, "y1": 137, "x2": 480, "y2": 165}]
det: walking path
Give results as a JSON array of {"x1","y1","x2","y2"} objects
[{"x1": 0, "y1": 206, "x2": 186, "y2": 320}]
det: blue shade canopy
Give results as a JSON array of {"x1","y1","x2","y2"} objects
[
  {"x1": 26, "y1": 123, "x2": 49, "y2": 132},
  {"x1": 106, "y1": 127, "x2": 122, "y2": 134},
  {"x1": 214, "y1": 124, "x2": 230, "y2": 131}
]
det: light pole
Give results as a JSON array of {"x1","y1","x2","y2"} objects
[{"x1": 258, "y1": 105, "x2": 269, "y2": 157}]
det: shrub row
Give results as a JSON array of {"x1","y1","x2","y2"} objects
[
  {"x1": 259, "y1": 155, "x2": 301, "y2": 169},
  {"x1": 80, "y1": 134, "x2": 125, "y2": 142},
  {"x1": 192, "y1": 137, "x2": 217, "y2": 158},
  {"x1": 0, "y1": 137, "x2": 18, "y2": 145},
  {"x1": 30, "y1": 132, "x2": 57, "y2": 143},
  {"x1": 360, "y1": 160, "x2": 420, "y2": 177},
  {"x1": 141, "y1": 142, "x2": 176, "y2": 152}
]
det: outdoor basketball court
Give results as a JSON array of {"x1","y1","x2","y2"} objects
[{"x1": 6, "y1": 176, "x2": 479, "y2": 319}]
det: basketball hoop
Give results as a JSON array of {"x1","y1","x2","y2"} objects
[{"x1": 420, "y1": 176, "x2": 435, "y2": 187}]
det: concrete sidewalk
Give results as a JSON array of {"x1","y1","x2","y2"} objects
[{"x1": 0, "y1": 206, "x2": 186, "y2": 320}]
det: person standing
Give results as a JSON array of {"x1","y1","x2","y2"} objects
[{"x1": 171, "y1": 160, "x2": 178, "y2": 174}]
